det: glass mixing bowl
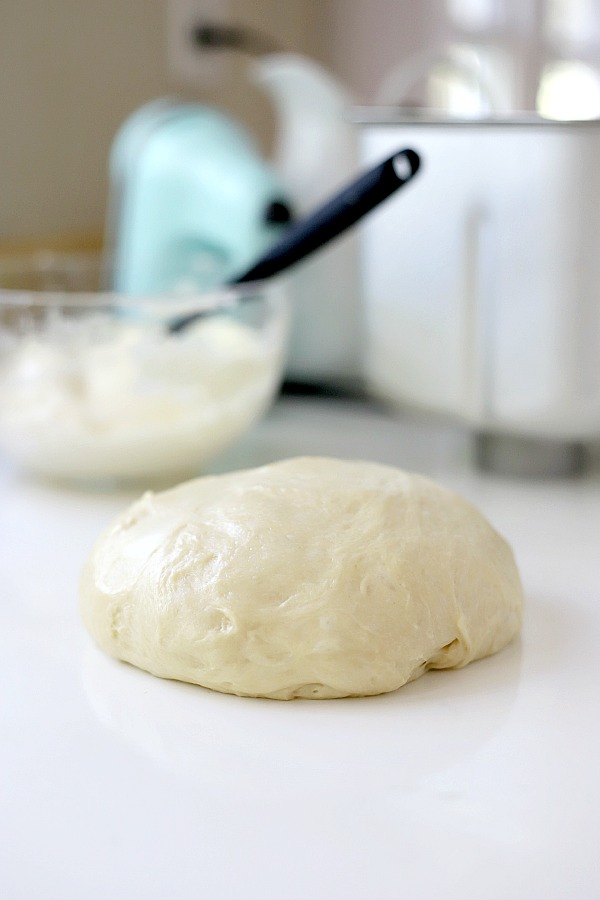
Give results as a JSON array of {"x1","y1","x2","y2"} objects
[{"x1": 0, "y1": 252, "x2": 289, "y2": 487}]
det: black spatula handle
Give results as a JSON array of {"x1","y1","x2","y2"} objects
[{"x1": 233, "y1": 148, "x2": 420, "y2": 284}]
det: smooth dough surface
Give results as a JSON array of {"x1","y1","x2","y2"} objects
[{"x1": 80, "y1": 457, "x2": 523, "y2": 699}]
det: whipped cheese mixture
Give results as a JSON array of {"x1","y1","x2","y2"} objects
[{"x1": 0, "y1": 314, "x2": 284, "y2": 483}]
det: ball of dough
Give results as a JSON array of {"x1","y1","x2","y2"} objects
[{"x1": 80, "y1": 457, "x2": 523, "y2": 699}]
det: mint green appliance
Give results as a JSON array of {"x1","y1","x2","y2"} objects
[{"x1": 106, "y1": 99, "x2": 291, "y2": 294}]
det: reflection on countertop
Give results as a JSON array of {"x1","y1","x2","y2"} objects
[{"x1": 80, "y1": 631, "x2": 523, "y2": 796}]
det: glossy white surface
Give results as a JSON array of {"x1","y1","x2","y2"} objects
[{"x1": 2, "y1": 397, "x2": 599, "y2": 900}]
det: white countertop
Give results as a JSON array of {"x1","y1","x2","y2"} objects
[{"x1": 2, "y1": 397, "x2": 599, "y2": 900}]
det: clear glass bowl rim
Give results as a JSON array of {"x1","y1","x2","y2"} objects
[{"x1": 0, "y1": 280, "x2": 276, "y2": 319}]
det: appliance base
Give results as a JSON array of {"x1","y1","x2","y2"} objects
[{"x1": 474, "y1": 433, "x2": 587, "y2": 479}]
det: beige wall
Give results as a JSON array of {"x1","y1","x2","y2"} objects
[
  {"x1": 313, "y1": 0, "x2": 444, "y2": 101},
  {"x1": 0, "y1": 0, "x2": 435, "y2": 244},
  {"x1": 1, "y1": 0, "x2": 165, "y2": 242}
]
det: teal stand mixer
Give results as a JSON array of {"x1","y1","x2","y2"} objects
[{"x1": 105, "y1": 99, "x2": 292, "y2": 295}]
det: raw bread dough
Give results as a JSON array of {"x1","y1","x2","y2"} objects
[{"x1": 79, "y1": 457, "x2": 523, "y2": 699}]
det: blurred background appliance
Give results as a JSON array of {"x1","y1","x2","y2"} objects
[
  {"x1": 357, "y1": 112, "x2": 600, "y2": 477},
  {"x1": 105, "y1": 99, "x2": 292, "y2": 294},
  {"x1": 354, "y1": 0, "x2": 600, "y2": 475}
]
